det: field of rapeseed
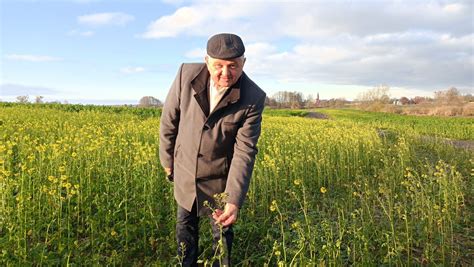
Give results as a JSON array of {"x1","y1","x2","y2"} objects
[{"x1": 0, "y1": 104, "x2": 472, "y2": 265}]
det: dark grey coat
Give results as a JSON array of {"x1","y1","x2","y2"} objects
[{"x1": 159, "y1": 63, "x2": 266, "y2": 215}]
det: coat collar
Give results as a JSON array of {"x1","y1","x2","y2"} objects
[
  {"x1": 191, "y1": 65, "x2": 210, "y2": 116},
  {"x1": 191, "y1": 64, "x2": 243, "y2": 117}
]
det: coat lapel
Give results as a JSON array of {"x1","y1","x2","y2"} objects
[{"x1": 191, "y1": 66, "x2": 210, "y2": 117}]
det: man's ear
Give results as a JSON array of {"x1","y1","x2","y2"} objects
[{"x1": 205, "y1": 55, "x2": 209, "y2": 65}]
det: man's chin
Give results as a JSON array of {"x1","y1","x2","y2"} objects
[{"x1": 218, "y1": 82, "x2": 233, "y2": 89}]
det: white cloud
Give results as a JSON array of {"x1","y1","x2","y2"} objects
[
  {"x1": 141, "y1": 7, "x2": 204, "y2": 38},
  {"x1": 245, "y1": 43, "x2": 278, "y2": 58},
  {"x1": 5, "y1": 54, "x2": 63, "y2": 62},
  {"x1": 140, "y1": 2, "x2": 267, "y2": 39},
  {"x1": 120, "y1": 66, "x2": 146, "y2": 74},
  {"x1": 143, "y1": 0, "x2": 473, "y2": 93},
  {"x1": 78, "y1": 12, "x2": 134, "y2": 26},
  {"x1": 142, "y1": 1, "x2": 472, "y2": 40},
  {"x1": 443, "y1": 3, "x2": 464, "y2": 13},
  {"x1": 244, "y1": 30, "x2": 472, "y2": 90},
  {"x1": 293, "y1": 45, "x2": 352, "y2": 64}
]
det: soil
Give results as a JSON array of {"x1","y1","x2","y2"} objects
[
  {"x1": 377, "y1": 129, "x2": 474, "y2": 151},
  {"x1": 420, "y1": 136, "x2": 474, "y2": 151},
  {"x1": 305, "y1": 112, "x2": 330, "y2": 119}
]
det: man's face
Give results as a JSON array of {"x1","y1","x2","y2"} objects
[{"x1": 205, "y1": 56, "x2": 246, "y2": 89}]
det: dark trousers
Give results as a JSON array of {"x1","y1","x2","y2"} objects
[{"x1": 176, "y1": 202, "x2": 234, "y2": 266}]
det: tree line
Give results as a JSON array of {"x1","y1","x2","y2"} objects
[
  {"x1": 356, "y1": 85, "x2": 473, "y2": 106},
  {"x1": 9, "y1": 86, "x2": 472, "y2": 110}
]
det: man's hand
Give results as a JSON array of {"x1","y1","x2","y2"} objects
[
  {"x1": 164, "y1": 167, "x2": 173, "y2": 182},
  {"x1": 212, "y1": 203, "x2": 239, "y2": 227}
]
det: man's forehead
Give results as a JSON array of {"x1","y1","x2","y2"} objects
[{"x1": 207, "y1": 56, "x2": 244, "y2": 64}]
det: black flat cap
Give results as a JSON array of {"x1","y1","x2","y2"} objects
[{"x1": 207, "y1": 33, "x2": 245, "y2": 59}]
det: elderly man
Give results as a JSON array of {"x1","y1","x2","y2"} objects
[{"x1": 159, "y1": 33, "x2": 266, "y2": 266}]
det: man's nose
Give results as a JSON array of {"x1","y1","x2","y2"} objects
[{"x1": 221, "y1": 66, "x2": 230, "y2": 76}]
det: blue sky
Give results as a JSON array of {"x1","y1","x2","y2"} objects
[{"x1": 1, "y1": 0, "x2": 472, "y2": 104}]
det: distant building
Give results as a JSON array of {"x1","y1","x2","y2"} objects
[{"x1": 315, "y1": 92, "x2": 321, "y2": 107}]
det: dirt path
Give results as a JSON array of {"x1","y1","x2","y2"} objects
[
  {"x1": 419, "y1": 136, "x2": 474, "y2": 151},
  {"x1": 378, "y1": 129, "x2": 474, "y2": 151},
  {"x1": 305, "y1": 112, "x2": 329, "y2": 119}
]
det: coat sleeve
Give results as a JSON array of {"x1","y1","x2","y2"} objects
[
  {"x1": 159, "y1": 64, "x2": 183, "y2": 169},
  {"x1": 225, "y1": 93, "x2": 266, "y2": 207}
]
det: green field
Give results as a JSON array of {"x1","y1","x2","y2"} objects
[
  {"x1": 317, "y1": 108, "x2": 474, "y2": 140},
  {"x1": 1, "y1": 104, "x2": 472, "y2": 265}
]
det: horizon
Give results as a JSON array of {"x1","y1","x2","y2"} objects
[{"x1": 1, "y1": 0, "x2": 473, "y2": 105}]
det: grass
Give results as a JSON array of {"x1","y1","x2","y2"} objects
[
  {"x1": 263, "y1": 108, "x2": 309, "y2": 117},
  {"x1": 0, "y1": 105, "x2": 472, "y2": 265},
  {"x1": 316, "y1": 108, "x2": 473, "y2": 140}
]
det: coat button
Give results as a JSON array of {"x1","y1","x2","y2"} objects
[{"x1": 197, "y1": 153, "x2": 203, "y2": 158}]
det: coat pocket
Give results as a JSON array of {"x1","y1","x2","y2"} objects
[
  {"x1": 223, "y1": 121, "x2": 241, "y2": 126},
  {"x1": 196, "y1": 156, "x2": 228, "y2": 179},
  {"x1": 221, "y1": 121, "x2": 240, "y2": 138}
]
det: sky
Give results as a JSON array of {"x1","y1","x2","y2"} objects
[{"x1": 0, "y1": 0, "x2": 473, "y2": 105}]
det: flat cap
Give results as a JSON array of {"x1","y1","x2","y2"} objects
[{"x1": 207, "y1": 33, "x2": 245, "y2": 59}]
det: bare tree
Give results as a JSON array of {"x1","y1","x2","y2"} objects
[
  {"x1": 271, "y1": 91, "x2": 304, "y2": 108},
  {"x1": 35, "y1": 96, "x2": 44, "y2": 104},
  {"x1": 357, "y1": 85, "x2": 391, "y2": 104},
  {"x1": 434, "y1": 87, "x2": 463, "y2": 105},
  {"x1": 264, "y1": 96, "x2": 277, "y2": 107},
  {"x1": 412, "y1": 96, "x2": 431, "y2": 104},
  {"x1": 399, "y1": 97, "x2": 410, "y2": 105},
  {"x1": 139, "y1": 96, "x2": 162, "y2": 107},
  {"x1": 16, "y1": 95, "x2": 29, "y2": 103},
  {"x1": 305, "y1": 94, "x2": 315, "y2": 108},
  {"x1": 463, "y1": 93, "x2": 474, "y2": 102}
]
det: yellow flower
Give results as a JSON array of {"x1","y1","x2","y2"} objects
[
  {"x1": 293, "y1": 179, "x2": 301, "y2": 186},
  {"x1": 111, "y1": 230, "x2": 117, "y2": 237},
  {"x1": 270, "y1": 200, "x2": 278, "y2": 212},
  {"x1": 320, "y1": 186, "x2": 327, "y2": 194},
  {"x1": 291, "y1": 221, "x2": 300, "y2": 229}
]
